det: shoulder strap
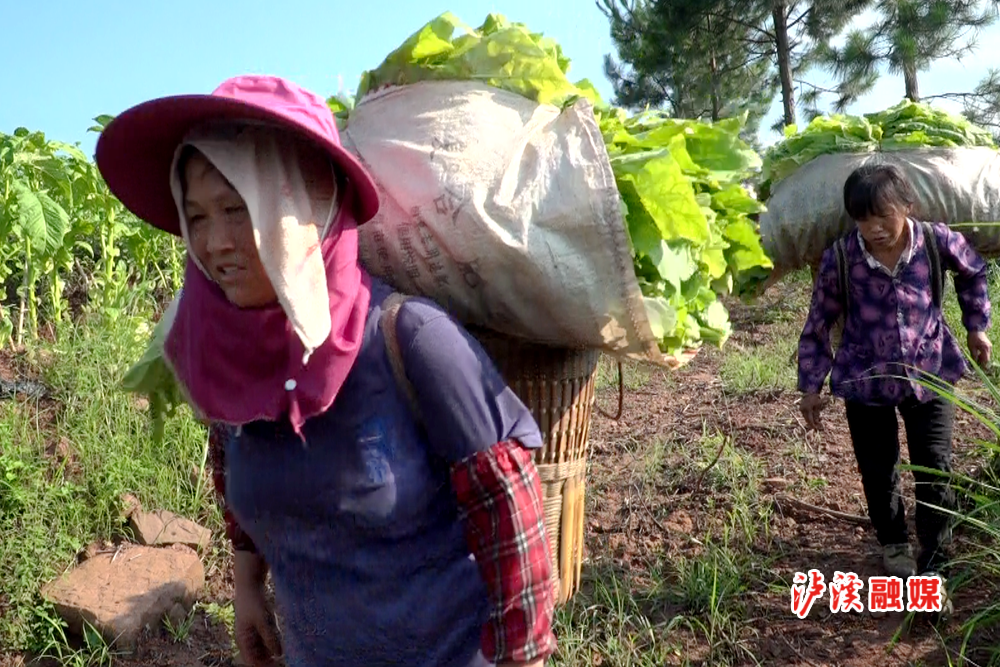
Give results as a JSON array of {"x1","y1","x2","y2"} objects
[
  {"x1": 379, "y1": 292, "x2": 423, "y2": 424},
  {"x1": 835, "y1": 237, "x2": 849, "y2": 315},
  {"x1": 921, "y1": 221, "x2": 944, "y2": 309}
]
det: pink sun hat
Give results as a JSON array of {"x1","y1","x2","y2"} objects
[{"x1": 95, "y1": 74, "x2": 380, "y2": 236}]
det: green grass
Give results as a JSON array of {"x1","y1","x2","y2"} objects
[
  {"x1": 892, "y1": 305, "x2": 1000, "y2": 666},
  {"x1": 717, "y1": 337, "x2": 797, "y2": 395},
  {"x1": 717, "y1": 271, "x2": 809, "y2": 396},
  {"x1": 942, "y1": 262, "x2": 1000, "y2": 385},
  {"x1": 595, "y1": 355, "x2": 658, "y2": 392},
  {"x1": 551, "y1": 429, "x2": 771, "y2": 667},
  {"x1": 0, "y1": 312, "x2": 216, "y2": 655},
  {"x1": 552, "y1": 543, "x2": 765, "y2": 667},
  {"x1": 552, "y1": 567, "x2": 690, "y2": 667}
]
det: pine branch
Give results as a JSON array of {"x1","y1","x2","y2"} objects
[
  {"x1": 704, "y1": 10, "x2": 774, "y2": 39},
  {"x1": 922, "y1": 91, "x2": 985, "y2": 103},
  {"x1": 794, "y1": 78, "x2": 840, "y2": 95},
  {"x1": 788, "y1": 6, "x2": 811, "y2": 31}
]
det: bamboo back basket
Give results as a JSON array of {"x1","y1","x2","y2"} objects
[{"x1": 468, "y1": 327, "x2": 600, "y2": 605}]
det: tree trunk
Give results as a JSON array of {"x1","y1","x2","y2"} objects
[
  {"x1": 903, "y1": 60, "x2": 920, "y2": 101},
  {"x1": 708, "y1": 15, "x2": 721, "y2": 120},
  {"x1": 710, "y1": 54, "x2": 721, "y2": 120},
  {"x1": 772, "y1": 1, "x2": 796, "y2": 127}
]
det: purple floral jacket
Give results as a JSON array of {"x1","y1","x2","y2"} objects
[{"x1": 798, "y1": 221, "x2": 991, "y2": 405}]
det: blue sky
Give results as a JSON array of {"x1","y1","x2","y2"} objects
[{"x1": 4, "y1": 1, "x2": 1000, "y2": 157}]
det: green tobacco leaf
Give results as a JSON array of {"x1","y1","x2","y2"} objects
[
  {"x1": 726, "y1": 241, "x2": 774, "y2": 274},
  {"x1": 620, "y1": 115, "x2": 761, "y2": 179},
  {"x1": 643, "y1": 296, "x2": 677, "y2": 341},
  {"x1": 357, "y1": 13, "x2": 467, "y2": 96},
  {"x1": 762, "y1": 112, "x2": 881, "y2": 185},
  {"x1": 682, "y1": 313, "x2": 702, "y2": 344},
  {"x1": 682, "y1": 276, "x2": 718, "y2": 311},
  {"x1": 35, "y1": 157, "x2": 74, "y2": 204},
  {"x1": 12, "y1": 180, "x2": 46, "y2": 249},
  {"x1": 122, "y1": 299, "x2": 187, "y2": 438},
  {"x1": 327, "y1": 94, "x2": 354, "y2": 129},
  {"x1": 327, "y1": 94, "x2": 354, "y2": 115},
  {"x1": 733, "y1": 266, "x2": 772, "y2": 298},
  {"x1": 724, "y1": 218, "x2": 774, "y2": 272},
  {"x1": 723, "y1": 218, "x2": 770, "y2": 254},
  {"x1": 632, "y1": 255, "x2": 665, "y2": 288},
  {"x1": 388, "y1": 13, "x2": 463, "y2": 62},
  {"x1": 683, "y1": 119, "x2": 761, "y2": 178},
  {"x1": 619, "y1": 119, "x2": 684, "y2": 151},
  {"x1": 36, "y1": 190, "x2": 70, "y2": 252},
  {"x1": 665, "y1": 134, "x2": 701, "y2": 175},
  {"x1": 121, "y1": 342, "x2": 175, "y2": 396},
  {"x1": 12, "y1": 179, "x2": 70, "y2": 253},
  {"x1": 617, "y1": 180, "x2": 661, "y2": 258},
  {"x1": 712, "y1": 272, "x2": 734, "y2": 296},
  {"x1": 356, "y1": 12, "x2": 601, "y2": 108},
  {"x1": 50, "y1": 141, "x2": 88, "y2": 163},
  {"x1": 699, "y1": 245, "x2": 729, "y2": 279},
  {"x1": 572, "y1": 79, "x2": 602, "y2": 104},
  {"x1": 597, "y1": 99, "x2": 768, "y2": 350},
  {"x1": 89, "y1": 115, "x2": 115, "y2": 133},
  {"x1": 698, "y1": 299, "x2": 732, "y2": 345},
  {"x1": 462, "y1": 28, "x2": 581, "y2": 105},
  {"x1": 713, "y1": 186, "x2": 765, "y2": 215},
  {"x1": 649, "y1": 241, "x2": 698, "y2": 291},
  {"x1": 764, "y1": 100, "x2": 996, "y2": 189},
  {"x1": 611, "y1": 150, "x2": 709, "y2": 245}
]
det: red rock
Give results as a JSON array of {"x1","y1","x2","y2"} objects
[
  {"x1": 130, "y1": 509, "x2": 212, "y2": 551},
  {"x1": 41, "y1": 545, "x2": 204, "y2": 649}
]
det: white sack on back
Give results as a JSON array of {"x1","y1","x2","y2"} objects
[
  {"x1": 342, "y1": 80, "x2": 664, "y2": 365},
  {"x1": 760, "y1": 147, "x2": 1000, "y2": 273}
]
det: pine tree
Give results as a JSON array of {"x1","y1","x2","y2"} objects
[
  {"x1": 774, "y1": 0, "x2": 875, "y2": 123},
  {"x1": 818, "y1": 0, "x2": 999, "y2": 110},
  {"x1": 600, "y1": 0, "x2": 777, "y2": 143},
  {"x1": 599, "y1": 0, "x2": 871, "y2": 137}
]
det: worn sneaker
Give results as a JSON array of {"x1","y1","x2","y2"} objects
[{"x1": 884, "y1": 543, "x2": 917, "y2": 579}]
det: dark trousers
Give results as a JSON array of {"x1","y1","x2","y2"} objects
[{"x1": 845, "y1": 396, "x2": 956, "y2": 574}]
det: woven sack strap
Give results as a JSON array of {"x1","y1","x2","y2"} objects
[{"x1": 380, "y1": 292, "x2": 423, "y2": 423}]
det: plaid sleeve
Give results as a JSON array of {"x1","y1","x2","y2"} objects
[
  {"x1": 207, "y1": 424, "x2": 258, "y2": 553},
  {"x1": 450, "y1": 439, "x2": 557, "y2": 664}
]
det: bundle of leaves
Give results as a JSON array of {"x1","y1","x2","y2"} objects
[
  {"x1": 761, "y1": 100, "x2": 997, "y2": 198},
  {"x1": 597, "y1": 108, "x2": 769, "y2": 351}
]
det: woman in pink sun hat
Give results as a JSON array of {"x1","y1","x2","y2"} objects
[{"x1": 96, "y1": 75, "x2": 556, "y2": 667}]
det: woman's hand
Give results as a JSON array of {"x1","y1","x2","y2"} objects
[
  {"x1": 969, "y1": 331, "x2": 993, "y2": 368},
  {"x1": 233, "y1": 551, "x2": 283, "y2": 667},
  {"x1": 799, "y1": 393, "x2": 829, "y2": 431}
]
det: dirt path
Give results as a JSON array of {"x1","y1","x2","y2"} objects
[{"x1": 576, "y1": 287, "x2": 1000, "y2": 667}]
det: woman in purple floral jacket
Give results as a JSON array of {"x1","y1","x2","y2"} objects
[{"x1": 797, "y1": 163, "x2": 992, "y2": 589}]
